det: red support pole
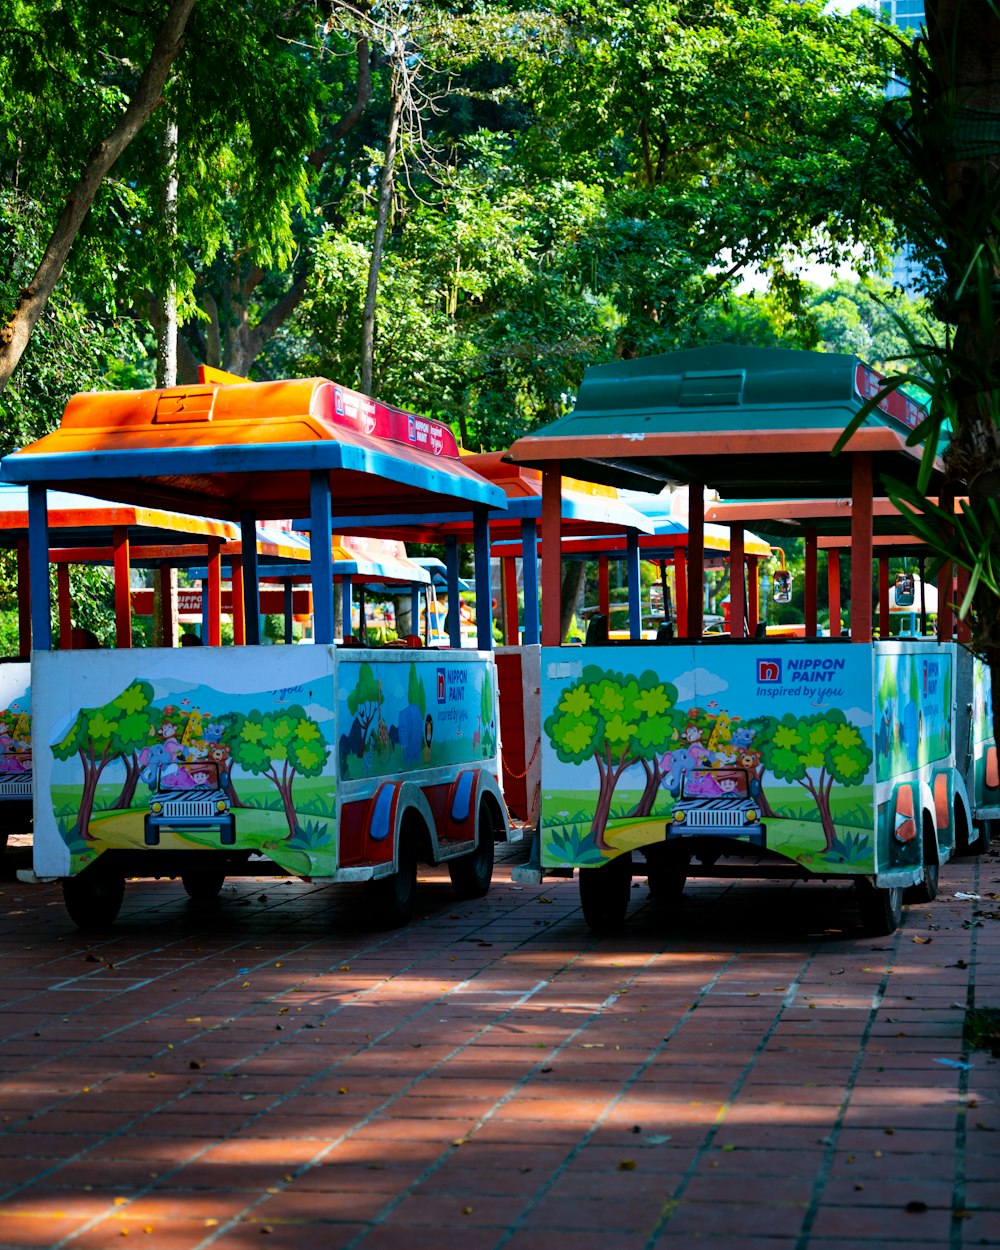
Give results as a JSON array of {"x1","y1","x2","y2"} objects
[
  {"x1": 16, "y1": 540, "x2": 31, "y2": 657},
  {"x1": 231, "y1": 558, "x2": 246, "y2": 646},
  {"x1": 207, "y1": 539, "x2": 223, "y2": 647},
  {"x1": 850, "y1": 455, "x2": 874, "y2": 644},
  {"x1": 827, "y1": 550, "x2": 841, "y2": 636},
  {"x1": 598, "y1": 556, "x2": 610, "y2": 619},
  {"x1": 674, "y1": 550, "x2": 688, "y2": 638},
  {"x1": 804, "y1": 527, "x2": 818, "y2": 637},
  {"x1": 502, "y1": 556, "x2": 519, "y2": 645},
  {"x1": 878, "y1": 555, "x2": 890, "y2": 640},
  {"x1": 541, "y1": 464, "x2": 563, "y2": 646},
  {"x1": 687, "y1": 485, "x2": 705, "y2": 637},
  {"x1": 113, "y1": 526, "x2": 132, "y2": 648},
  {"x1": 746, "y1": 555, "x2": 759, "y2": 634},
  {"x1": 729, "y1": 526, "x2": 745, "y2": 638},
  {"x1": 57, "y1": 563, "x2": 73, "y2": 648}
]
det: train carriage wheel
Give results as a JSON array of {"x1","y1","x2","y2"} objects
[
  {"x1": 448, "y1": 801, "x2": 496, "y2": 899},
  {"x1": 366, "y1": 831, "x2": 418, "y2": 928},
  {"x1": 62, "y1": 866, "x2": 125, "y2": 931},
  {"x1": 181, "y1": 870, "x2": 227, "y2": 903},
  {"x1": 855, "y1": 879, "x2": 903, "y2": 936},
  {"x1": 579, "y1": 852, "x2": 632, "y2": 932}
]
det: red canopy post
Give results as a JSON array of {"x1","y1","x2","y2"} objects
[
  {"x1": 230, "y1": 558, "x2": 246, "y2": 646},
  {"x1": 827, "y1": 550, "x2": 841, "y2": 636},
  {"x1": 541, "y1": 463, "x2": 563, "y2": 646},
  {"x1": 674, "y1": 550, "x2": 688, "y2": 638},
  {"x1": 206, "y1": 538, "x2": 223, "y2": 646},
  {"x1": 850, "y1": 454, "x2": 874, "y2": 644},
  {"x1": 113, "y1": 525, "x2": 132, "y2": 648},
  {"x1": 804, "y1": 527, "x2": 818, "y2": 636},
  {"x1": 502, "y1": 556, "x2": 519, "y2": 645},
  {"x1": 729, "y1": 525, "x2": 745, "y2": 638},
  {"x1": 687, "y1": 484, "x2": 705, "y2": 637}
]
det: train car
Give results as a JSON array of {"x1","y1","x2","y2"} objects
[
  {"x1": 507, "y1": 345, "x2": 994, "y2": 935},
  {"x1": 0, "y1": 374, "x2": 510, "y2": 929}
]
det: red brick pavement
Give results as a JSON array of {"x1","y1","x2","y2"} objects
[{"x1": 0, "y1": 836, "x2": 998, "y2": 1249}]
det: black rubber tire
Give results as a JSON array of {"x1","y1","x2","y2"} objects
[
  {"x1": 366, "y1": 835, "x2": 418, "y2": 928},
  {"x1": 62, "y1": 868, "x2": 125, "y2": 931},
  {"x1": 448, "y1": 806, "x2": 495, "y2": 899},
  {"x1": 579, "y1": 852, "x2": 632, "y2": 932},
  {"x1": 905, "y1": 860, "x2": 939, "y2": 905},
  {"x1": 645, "y1": 849, "x2": 690, "y2": 905},
  {"x1": 966, "y1": 817, "x2": 994, "y2": 856},
  {"x1": 856, "y1": 879, "x2": 904, "y2": 936},
  {"x1": 181, "y1": 870, "x2": 227, "y2": 903}
]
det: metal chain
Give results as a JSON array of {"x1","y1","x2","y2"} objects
[{"x1": 501, "y1": 736, "x2": 540, "y2": 780}]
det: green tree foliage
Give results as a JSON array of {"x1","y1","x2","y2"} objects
[
  {"x1": 51, "y1": 680, "x2": 156, "y2": 837},
  {"x1": 347, "y1": 662, "x2": 384, "y2": 744},
  {"x1": 227, "y1": 705, "x2": 329, "y2": 838},
  {"x1": 407, "y1": 661, "x2": 427, "y2": 717},
  {"x1": 749, "y1": 711, "x2": 873, "y2": 852},
  {"x1": 544, "y1": 665, "x2": 679, "y2": 847}
]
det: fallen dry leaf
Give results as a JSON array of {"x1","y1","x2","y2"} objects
[{"x1": 617, "y1": 1160, "x2": 637, "y2": 1171}]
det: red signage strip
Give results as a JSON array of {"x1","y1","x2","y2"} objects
[
  {"x1": 854, "y1": 363, "x2": 927, "y2": 434},
  {"x1": 132, "y1": 589, "x2": 312, "y2": 616},
  {"x1": 328, "y1": 384, "x2": 460, "y2": 459}
]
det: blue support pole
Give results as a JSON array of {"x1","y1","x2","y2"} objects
[
  {"x1": 27, "y1": 484, "x2": 51, "y2": 651},
  {"x1": 283, "y1": 581, "x2": 294, "y2": 644},
  {"x1": 240, "y1": 509, "x2": 261, "y2": 645},
  {"x1": 309, "y1": 470, "x2": 335, "y2": 645},
  {"x1": 342, "y1": 575, "x2": 353, "y2": 640},
  {"x1": 473, "y1": 506, "x2": 493, "y2": 652},
  {"x1": 445, "y1": 535, "x2": 461, "y2": 648},
  {"x1": 410, "y1": 584, "x2": 420, "y2": 640},
  {"x1": 521, "y1": 517, "x2": 540, "y2": 645},
  {"x1": 627, "y1": 527, "x2": 641, "y2": 640}
]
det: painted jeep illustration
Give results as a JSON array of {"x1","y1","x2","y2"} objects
[
  {"x1": 668, "y1": 767, "x2": 764, "y2": 846},
  {"x1": 143, "y1": 759, "x2": 235, "y2": 846}
]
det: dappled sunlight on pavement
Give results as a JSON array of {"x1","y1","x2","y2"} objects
[{"x1": 0, "y1": 837, "x2": 999, "y2": 1248}]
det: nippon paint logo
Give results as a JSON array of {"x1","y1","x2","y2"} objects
[
  {"x1": 437, "y1": 667, "x2": 447, "y2": 703},
  {"x1": 757, "y1": 658, "x2": 782, "y2": 683}
]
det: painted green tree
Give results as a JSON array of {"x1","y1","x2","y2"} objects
[
  {"x1": 407, "y1": 661, "x2": 426, "y2": 717},
  {"x1": 347, "y1": 663, "x2": 383, "y2": 751},
  {"x1": 544, "y1": 666, "x2": 679, "y2": 849},
  {"x1": 750, "y1": 711, "x2": 873, "y2": 851},
  {"x1": 51, "y1": 680, "x2": 156, "y2": 838},
  {"x1": 227, "y1": 705, "x2": 329, "y2": 838},
  {"x1": 480, "y1": 668, "x2": 495, "y2": 757}
]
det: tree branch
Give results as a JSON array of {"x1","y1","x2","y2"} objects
[{"x1": 0, "y1": 0, "x2": 199, "y2": 390}]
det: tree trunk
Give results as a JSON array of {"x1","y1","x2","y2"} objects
[
  {"x1": 156, "y1": 105, "x2": 179, "y2": 389},
  {"x1": 111, "y1": 755, "x2": 142, "y2": 811},
  {"x1": 361, "y1": 60, "x2": 403, "y2": 394},
  {"x1": 0, "y1": 0, "x2": 198, "y2": 391},
  {"x1": 924, "y1": 4, "x2": 1000, "y2": 735},
  {"x1": 630, "y1": 756, "x2": 663, "y2": 818}
]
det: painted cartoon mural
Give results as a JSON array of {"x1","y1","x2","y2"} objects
[
  {"x1": 971, "y1": 658, "x2": 1000, "y2": 811},
  {"x1": 34, "y1": 648, "x2": 337, "y2": 878},
  {"x1": 540, "y1": 645, "x2": 878, "y2": 873},
  {"x1": 337, "y1": 658, "x2": 497, "y2": 782},
  {"x1": 0, "y1": 664, "x2": 31, "y2": 802}
]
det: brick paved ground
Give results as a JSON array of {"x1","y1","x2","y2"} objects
[{"x1": 0, "y1": 835, "x2": 998, "y2": 1250}]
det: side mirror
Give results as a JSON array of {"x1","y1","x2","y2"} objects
[
  {"x1": 894, "y1": 572, "x2": 915, "y2": 608},
  {"x1": 772, "y1": 570, "x2": 793, "y2": 604}
]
